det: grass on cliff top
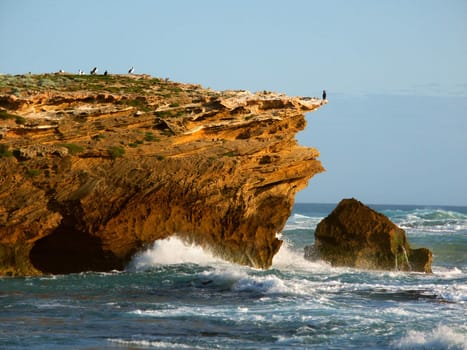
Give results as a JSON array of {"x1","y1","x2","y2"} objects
[{"x1": 0, "y1": 73, "x2": 207, "y2": 102}]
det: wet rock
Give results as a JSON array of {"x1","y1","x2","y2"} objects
[{"x1": 305, "y1": 198, "x2": 432, "y2": 273}]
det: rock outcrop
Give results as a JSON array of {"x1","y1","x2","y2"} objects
[
  {"x1": 0, "y1": 73, "x2": 326, "y2": 276},
  {"x1": 305, "y1": 198, "x2": 432, "y2": 273}
]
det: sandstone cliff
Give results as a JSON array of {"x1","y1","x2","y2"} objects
[{"x1": 0, "y1": 73, "x2": 325, "y2": 276}]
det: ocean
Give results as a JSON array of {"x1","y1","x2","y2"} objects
[{"x1": 1, "y1": 203, "x2": 466, "y2": 350}]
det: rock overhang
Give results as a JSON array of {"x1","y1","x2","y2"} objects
[{"x1": 0, "y1": 73, "x2": 326, "y2": 276}]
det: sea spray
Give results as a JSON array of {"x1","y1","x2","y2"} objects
[
  {"x1": 395, "y1": 324, "x2": 467, "y2": 350},
  {"x1": 127, "y1": 237, "x2": 223, "y2": 271}
]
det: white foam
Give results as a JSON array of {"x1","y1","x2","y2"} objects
[
  {"x1": 130, "y1": 303, "x2": 269, "y2": 323},
  {"x1": 131, "y1": 307, "x2": 208, "y2": 318},
  {"x1": 283, "y1": 213, "x2": 323, "y2": 230},
  {"x1": 395, "y1": 325, "x2": 467, "y2": 350},
  {"x1": 433, "y1": 266, "x2": 465, "y2": 278},
  {"x1": 272, "y1": 239, "x2": 331, "y2": 272},
  {"x1": 127, "y1": 237, "x2": 223, "y2": 271},
  {"x1": 198, "y1": 265, "x2": 249, "y2": 282},
  {"x1": 232, "y1": 274, "x2": 289, "y2": 294},
  {"x1": 108, "y1": 338, "x2": 200, "y2": 349},
  {"x1": 394, "y1": 208, "x2": 467, "y2": 234},
  {"x1": 382, "y1": 307, "x2": 413, "y2": 317}
]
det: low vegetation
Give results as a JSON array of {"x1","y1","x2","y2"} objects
[
  {"x1": 144, "y1": 132, "x2": 159, "y2": 142},
  {"x1": 108, "y1": 146, "x2": 125, "y2": 159},
  {"x1": 0, "y1": 110, "x2": 25, "y2": 124},
  {"x1": 26, "y1": 168, "x2": 41, "y2": 177},
  {"x1": 0, "y1": 144, "x2": 13, "y2": 157},
  {"x1": 0, "y1": 74, "x2": 202, "y2": 106},
  {"x1": 59, "y1": 143, "x2": 84, "y2": 155}
]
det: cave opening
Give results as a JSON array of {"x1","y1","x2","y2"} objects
[{"x1": 30, "y1": 225, "x2": 124, "y2": 274}]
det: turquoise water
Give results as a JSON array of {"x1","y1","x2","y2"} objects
[{"x1": 1, "y1": 204, "x2": 466, "y2": 349}]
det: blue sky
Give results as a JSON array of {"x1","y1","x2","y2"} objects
[{"x1": 1, "y1": 0, "x2": 466, "y2": 205}]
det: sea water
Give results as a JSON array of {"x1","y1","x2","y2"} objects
[{"x1": 0, "y1": 204, "x2": 466, "y2": 349}]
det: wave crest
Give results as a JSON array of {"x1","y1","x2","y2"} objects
[
  {"x1": 126, "y1": 237, "x2": 222, "y2": 271},
  {"x1": 395, "y1": 324, "x2": 467, "y2": 350}
]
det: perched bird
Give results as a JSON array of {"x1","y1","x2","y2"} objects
[
  {"x1": 59, "y1": 69, "x2": 64, "y2": 73},
  {"x1": 104, "y1": 70, "x2": 108, "y2": 76},
  {"x1": 322, "y1": 90, "x2": 327, "y2": 100},
  {"x1": 90, "y1": 67, "x2": 98, "y2": 75},
  {"x1": 128, "y1": 66, "x2": 134, "y2": 74}
]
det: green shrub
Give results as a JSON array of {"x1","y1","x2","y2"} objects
[
  {"x1": 59, "y1": 143, "x2": 84, "y2": 155},
  {"x1": 154, "y1": 110, "x2": 173, "y2": 118},
  {"x1": 0, "y1": 110, "x2": 19, "y2": 120},
  {"x1": 92, "y1": 134, "x2": 105, "y2": 141},
  {"x1": 144, "y1": 132, "x2": 159, "y2": 142},
  {"x1": 26, "y1": 168, "x2": 41, "y2": 177},
  {"x1": 0, "y1": 144, "x2": 13, "y2": 157},
  {"x1": 109, "y1": 146, "x2": 125, "y2": 159},
  {"x1": 223, "y1": 151, "x2": 236, "y2": 157},
  {"x1": 15, "y1": 116, "x2": 26, "y2": 125}
]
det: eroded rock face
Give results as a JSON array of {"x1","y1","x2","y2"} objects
[
  {"x1": 0, "y1": 74, "x2": 325, "y2": 275},
  {"x1": 306, "y1": 198, "x2": 432, "y2": 273}
]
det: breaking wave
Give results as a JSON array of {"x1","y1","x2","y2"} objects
[
  {"x1": 126, "y1": 237, "x2": 223, "y2": 271},
  {"x1": 382, "y1": 207, "x2": 467, "y2": 234},
  {"x1": 395, "y1": 324, "x2": 467, "y2": 350}
]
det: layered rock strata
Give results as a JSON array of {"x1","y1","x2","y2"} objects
[
  {"x1": 305, "y1": 198, "x2": 432, "y2": 273},
  {"x1": 0, "y1": 73, "x2": 325, "y2": 276}
]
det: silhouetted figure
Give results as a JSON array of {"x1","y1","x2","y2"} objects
[
  {"x1": 104, "y1": 70, "x2": 108, "y2": 76},
  {"x1": 128, "y1": 66, "x2": 134, "y2": 74},
  {"x1": 322, "y1": 90, "x2": 327, "y2": 100},
  {"x1": 90, "y1": 67, "x2": 98, "y2": 75}
]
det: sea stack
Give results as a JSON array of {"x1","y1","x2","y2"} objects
[{"x1": 305, "y1": 198, "x2": 432, "y2": 273}]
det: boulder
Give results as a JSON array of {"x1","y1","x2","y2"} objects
[{"x1": 305, "y1": 198, "x2": 432, "y2": 273}]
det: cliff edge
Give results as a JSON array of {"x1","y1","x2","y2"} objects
[{"x1": 0, "y1": 73, "x2": 325, "y2": 275}]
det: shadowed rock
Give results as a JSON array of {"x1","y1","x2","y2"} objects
[{"x1": 305, "y1": 198, "x2": 432, "y2": 273}]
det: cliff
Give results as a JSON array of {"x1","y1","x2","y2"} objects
[{"x1": 0, "y1": 73, "x2": 325, "y2": 276}]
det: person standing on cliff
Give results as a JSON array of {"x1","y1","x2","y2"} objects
[{"x1": 322, "y1": 90, "x2": 327, "y2": 100}]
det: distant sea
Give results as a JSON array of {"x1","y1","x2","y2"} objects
[{"x1": 1, "y1": 203, "x2": 466, "y2": 349}]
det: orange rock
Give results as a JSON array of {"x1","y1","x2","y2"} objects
[
  {"x1": 308, "y1": 198, "x2": 432, "y2": 273},
  {"x1": 0, "y1": 74, "x2": 326, "y2": 275}
]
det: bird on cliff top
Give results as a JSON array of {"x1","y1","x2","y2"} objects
[
  {"x1": 322, "y1": 90, "x2": 327, "y2": 100},
  {"x1": 128, "y1": 66, "x2": 134, "y2": 74},
  {"x1": 104, "y1": 70, "x2": 108, "y2": 76},
  {"x1": 90, "y1": 67, "x2": 98, "y2": 75}
]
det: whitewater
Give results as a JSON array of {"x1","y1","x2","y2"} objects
[{"x1": 0, "y1": 203, "x2": 466, "y2": 349}]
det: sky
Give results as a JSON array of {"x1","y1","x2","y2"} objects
[{"x1": 1, "y1": 0, "x2": 466, "y2": 205}]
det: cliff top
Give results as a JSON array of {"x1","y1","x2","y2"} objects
[{"x1": 0, "y1": 73, "x2": 325, "y2": 159}]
